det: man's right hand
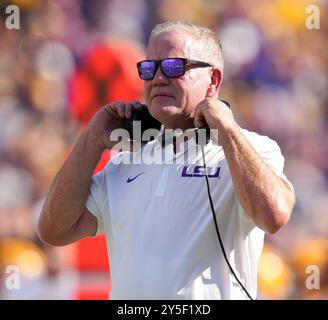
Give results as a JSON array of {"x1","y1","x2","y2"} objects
[
  {"x1": 85, "y1": 101, "x2": 144, "y2": 150},
  {"x1": 38, "y1": 100, "x2": 145, "y2": 246}
]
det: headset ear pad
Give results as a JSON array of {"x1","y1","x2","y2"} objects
[{"x1": 124, "y1": 105, "x2": 161, "y2": 141}]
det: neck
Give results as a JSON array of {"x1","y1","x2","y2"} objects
[{"x1": 162, "y1": 118, "x2": 195, "y2": 131}]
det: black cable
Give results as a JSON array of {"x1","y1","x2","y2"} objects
[{"x1": 200, "y1": 145, "x2": 254, "y2": 300}]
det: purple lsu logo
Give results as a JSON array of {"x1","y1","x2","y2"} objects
[{"x1": 181, "y1": 165, "x2": 221, "y2": 178}]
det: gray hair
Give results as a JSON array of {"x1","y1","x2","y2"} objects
[{"x1": 149, "y1": 21, "x2": 224, "y2": 72}]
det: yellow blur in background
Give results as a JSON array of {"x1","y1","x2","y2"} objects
[{"x1": 0, "y1": 0, "x2": 327, "y2": 299}]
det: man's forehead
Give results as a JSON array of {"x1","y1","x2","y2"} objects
[{"x1": 146, "y1": 31, "x2": 202, "y2": 59}]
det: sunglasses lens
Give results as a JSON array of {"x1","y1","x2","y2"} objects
[
  {"x1": 162, "y1": 58, "x2": 184, "y2": 78},
  {"x1": 138, "y1": 61, "x2": 156, "y2": 80}
]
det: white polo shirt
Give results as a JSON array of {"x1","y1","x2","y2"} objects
[{"x1": 86, "y1": 128, "x2": 291, "y2": 300}]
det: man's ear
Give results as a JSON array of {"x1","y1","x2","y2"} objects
[{"x1": 206, "y1": 68, "x2": 223, "y2": 98}]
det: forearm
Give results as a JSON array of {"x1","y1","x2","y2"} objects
[
  {"x1": 38, "y1": 131, "x2": 103, "y2": 238},
  {"x1": 221, "y1": 124, "x2": 295, "y2": 233}
]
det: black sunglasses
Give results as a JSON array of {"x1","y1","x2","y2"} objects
[{"x1": 137, "y1": 57, "x2": 213, "y2": 80}]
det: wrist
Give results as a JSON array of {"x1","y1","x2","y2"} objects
[
  {"x1": 219, "y1": 121, "x2": 240, "y2": 147},
  {"x1": 81, "y1": 129, "x2": 106, "y2": 152}
]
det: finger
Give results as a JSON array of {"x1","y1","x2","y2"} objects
[
  {"x1": 126, "y1": 101, "x2": 143, "y2": 118},
  {"x1": 220, "y1": 100, "x2": 231, "y2": 109},
  {"x1": 194, "y1": 106, "x2": 206, "y2": 128},
  {"x1": 132, "y1": 101, "x2": 143, "y2": 110},
  {"x1": 194, "y1": 117, "x2": 206, "y2": 128},
  {"x1": 125, "y1": 104, "x2": 133, "y2": 119},
  {"x1": 194, "y1": 105, "x2": 200, "y2": 128},
  {"x1": 115, "y1": 103, "x2": 125, "y2": 118},
  {"x1": 104, "y1": 104, "x2": 115, "y2": 116}
]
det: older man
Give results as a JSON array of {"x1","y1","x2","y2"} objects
[{"x1": 38, "y1": 21, "x2": 295, "y2": 299}]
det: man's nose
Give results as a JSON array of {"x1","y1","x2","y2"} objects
[{"x1": 152, "y1": 66, "x2": 169, "y2": 85}]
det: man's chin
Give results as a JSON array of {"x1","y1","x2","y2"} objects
[
  {"x1": 148, "y1": 103, "x2": 180, "y2": 123},
  {"x1": 149, "y1": 103, "x2": 179, "y2": 115}
]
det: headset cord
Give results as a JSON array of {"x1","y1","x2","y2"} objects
[{"x1": 200, "y1": 144, "x2": 254, "y2": 300}]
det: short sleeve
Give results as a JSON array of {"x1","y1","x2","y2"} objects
[{"x1": 86, "y1": 168, "x2": 109, "y2": 237}]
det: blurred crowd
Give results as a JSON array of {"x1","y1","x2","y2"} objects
[{"x1": 0, "y1": 0, "x2": 327, "y2": 299}]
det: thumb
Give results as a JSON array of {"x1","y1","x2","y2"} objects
[
  {"x1": 194, "y1": 103, "x2": 207, "y2": 128},
  {"x1": 205, "y1": 88, "x2": 215, "y2": 100}
]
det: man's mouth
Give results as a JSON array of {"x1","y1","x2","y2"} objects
[{"x1": 152, "y1": 94, "x2": 174, "y2": 101}]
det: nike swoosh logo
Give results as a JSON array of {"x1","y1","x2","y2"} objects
[{"x1": 127, "y1": 172, "x2": 145, "y2": 183}]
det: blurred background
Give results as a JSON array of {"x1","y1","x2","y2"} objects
[{"x1": 0, "y1": 0, "x2": 327, "y2": 300}]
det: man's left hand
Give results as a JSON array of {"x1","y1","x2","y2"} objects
[{"x1": 194, "y1": 98, "x2": 237, "y2": 144}]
